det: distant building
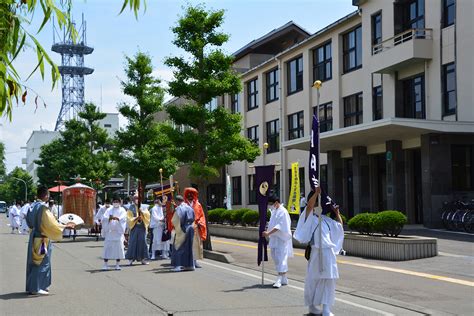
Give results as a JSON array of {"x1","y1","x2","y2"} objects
[
  {"x1": 23, "y1": 112, "x2": 119, "y2": 183},
  {"x1": 23, "y1": 130, "x2": 60, "y2": 183},
  {"x1": 100, "y1": 113, "x2": 119, "y2": 138}
]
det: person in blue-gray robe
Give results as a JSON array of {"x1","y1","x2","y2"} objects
[
  {"x1": 125, "y1": 196, "x2": 151, "y2": 265},
  {"x1": 170, "y1": 195, "x2": 195, "y2": 272},
  {"x1": 25, "y1": 186, "x2": 74, "y2": 295}
]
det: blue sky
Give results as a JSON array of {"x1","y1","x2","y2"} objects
[{"x1": 1, "y1": 0, "x2": 355, "y2": 173}]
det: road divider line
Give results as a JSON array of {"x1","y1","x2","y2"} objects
[
  {"x1": 201, "y1": 260, "x2": 394, "y2": 316},
  {"x1": 213, "y1": 239, "x2": 474, "y2": 287}
]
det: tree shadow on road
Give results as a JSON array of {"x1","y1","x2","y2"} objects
[
  {"x1": 85, "y1": 269, "x2": 114, "y2": 274},
  {"x1": 222, "y1": 284, "x2": 275, "y2": 292},
  {"x1": 0, "y1": 292, "x2": 45, "y2": 300}
]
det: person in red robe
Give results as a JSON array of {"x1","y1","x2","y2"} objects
[{"x1": 184, "y1": 187, "x2": 207, "y2": 268}]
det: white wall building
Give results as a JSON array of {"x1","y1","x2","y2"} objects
[{"x1": 23, "y1": 130, "x2": 60, "y2": 183}]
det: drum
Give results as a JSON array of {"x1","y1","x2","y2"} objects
[{"x1": 62, "y1": 183, "x2": 96, "y2": 228}]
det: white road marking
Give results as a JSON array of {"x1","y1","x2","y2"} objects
[{"x1": 202, "y1": 260, "x2": 395, "y2": 316}]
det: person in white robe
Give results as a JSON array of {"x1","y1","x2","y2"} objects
[
  {"x1": 150, "y1": 196, "x2": 170, "y2": 260},
  {"x1": 293, "y1": 188, "x2": 344, "y2": 316},
  {"x1": 48, "y1": 200, "x2": 59, "y2": 219},
  {"x1": 95, "y1": 199, "x2": 110, "y2": 225},
  {"x1": 9, "y1": 202, "x2": 21, "y2": 233},
  {"x1": 262, "y1": 195, "x2": 294, "y2": 288},
  {"x1": 101, "y1": 197, "x2": 127, "y2": 271},
  {"x1": 20, "y1": 201, "x2": 31, "y2": 234}
]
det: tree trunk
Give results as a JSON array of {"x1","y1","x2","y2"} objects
[{"x1": 198, "y1": 179, "x2": 213, "y2": 251}]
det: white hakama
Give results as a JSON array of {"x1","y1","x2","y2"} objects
[
  {"x1": 150, "y1": 205, "x2": 170, "y2": 253},
  {"x1": 294, "y1": 209, "x2": 344, "y2": 308},
  {"x1": 9, "y1": 206, "x2": 21, "y2": 229},
  {"x1": 20, "y1": 204, "x2": 30, "y2": 233},
  {"x1": 268, "y1": 205, "x2": 293, "y2": 273},
  {"x1": 102, "y1": 206, "x2": 127, "y2": 260}
]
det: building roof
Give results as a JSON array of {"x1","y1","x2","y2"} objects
[
  {"x1": 240, "y1": 10, "x2": 359, "y2": 76},
  {"x1": 232, "y1": 21, "x2": 311, "y2": 61}
]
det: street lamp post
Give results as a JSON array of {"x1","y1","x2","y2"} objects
[
  {"x1": 261, "y1": 142, "x2": 269, "y2": 286},
  {"x1": 11, "y1": 177, "x2": 27, "y2": 201}
]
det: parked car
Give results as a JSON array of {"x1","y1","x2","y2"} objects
[{"x1": 0, "y1": 201, "x2": 7, "y2": 214}]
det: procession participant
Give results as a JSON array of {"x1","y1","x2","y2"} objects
[
  {"x1": 150, "y1": 196, "x2": 169, "y2": 260},
  {"x1": 293, "y1": 188, "x2": 344, "y2": 316},
  {"x1": 49, "y1": 200, "x2": 59, "y2": 219},
  {"x1": 101, "y1": 197, "x2": 127, "y2": 270},
  {"x1": 20, "y1": 200, "x2": 31, "y2": 234},
  {"x1": 125, "y1": 195, "x2": 150, "y2": 265},
  {"x1": 170, "y1": 195, "x2": 195, "y2": 272},
  {"x1": 184, "y1": 187, "x2": 207, "y2": 269},
  {"x1": 9, "y1": 201, "x2": 21, "y2": 233},
  {"x1": 25, "y1": 186, "x2": 75, "y2": 295},
  {"x1": 262, "y1": 195, "x2": 293, "y2": 288},
  {"x1": 94, "y1": 199, "x2": 111, "y2": 232},
  {"x1": 300, "y1": 194, "x2": 307, "y2": 214}
]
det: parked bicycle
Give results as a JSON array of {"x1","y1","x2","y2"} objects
[{"x1": 440, "y1": 199, "x2": 474, "y2": 233}]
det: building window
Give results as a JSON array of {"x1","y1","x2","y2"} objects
[
  {"x1": 205, "y1": 97, "x2": 218, "y2": 111},
  {"x1": 372, "y1": 12, "x2": 382, "y2": 47},
  {"x1": 231, "y1": 93, "x2": 240, "y2": 114},
  {"x1": 272, "y1": 170, "x2": 280, "y2": 197},
  {"x1": 104, "y1": 124, "x2": 112, "y2": 128},
  {"x1": 247, "y1": 78, "x2": 258, "y2": 111},
  {"x1": 266, "y1": 119, "x2": 280, "y2": 154},
  {"x1": 452, "y1": 145, "x2": 473, "y2": 191},
  {"x1": 402, "y1": 74, "x2": 425, "y2": 119},
  {"x1": 247, "y1": 125, "x2": 259, "y2": 145},
  {"x1": 232, "y1": 176, "x2": 242, "y2": 205},
  {"x1": 313, "y1": 42, "x2": 331, "y2": 82},
  {"x1": 266, "y1": 68, "x2": 279, "y2": 103},
  {"x1": 248, "y1": 174, "x2": 257, "y2": 204},
  {"x1": 315, "y1": 102, "x2": 333, "y2": 132},
  {"x1": 373, "y1": 86, "x2": 383, "y2": 121},
  {"x1": 394, "y1": 0, "x2": 425, "y2": 37},
  {"x1": 443, "y1": 63, "x2": 456, "y2": 116},
  {"x1": 443, "y1": 0, "x2": 455, "y2": 27},
  {"x1": 287, "y1": 56, "x2": 303, "y2": 95},
  {"x1": 344, "y1": 93, "x2": 363, "y2": 127},
  {"x1": 343, "y1": 25, "x2": 362, "y2": 73},
  {"x1": 288, "y1": 111, "x2": 304, "y2": 140}
]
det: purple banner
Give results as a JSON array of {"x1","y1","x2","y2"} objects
[
  {"x1": 255, "y1": 165, "x2": 275, "y2": 266},
  {"x1": 309, "y1": 114, "x2": 338, "y2": 213}
]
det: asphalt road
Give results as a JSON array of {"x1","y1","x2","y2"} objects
[{"x1": 0, "y1": 216, "x2": 472, "y2": 315}]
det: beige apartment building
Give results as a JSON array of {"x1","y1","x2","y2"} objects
[{"x1": 166, "y1": 0, "x2": 474, "y2": 227}]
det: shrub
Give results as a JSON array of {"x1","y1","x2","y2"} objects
[
  {"x1": 221, "y1": 210, "x2": 233, "y2": 224},
  {"x1": 208, "y1": 209, "x2": 224, "y2": 223},
  {"x1": 231, "y1": 209, "x2": 252, "y2": 225},
  {"x1": 347, "y1": 212, "x2": 376, "y2": 235},
  {"x1": 242, "y1": 210, "x2": 259, "y2": 226},
  {"x1": 324, "y1": 212, "x2": 348, "y2": 224},
  {"x1": 372, "y1": 210, "x2": 407, "y2": 237}
]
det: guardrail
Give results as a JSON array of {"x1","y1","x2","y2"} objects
[{"x1": 372, "y1": 28, "x2": 433, "y2": 55}]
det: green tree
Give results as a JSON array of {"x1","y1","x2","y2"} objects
[
  {"x1": 114, "y1": 52, "x2": 177, "y2": 201},
  {"x1": 0, "y1": 0, "x2": 145, "y2": 120},
  {"x1": 164, "y1": 5, "x2": 260, "y2": 249},
  {"x1": 0, "y1": 142, "x2": 5, "y2": 178},
  {"x1": 0, "y1": 167, "x2": 35, "y2": 203},
  {"x1": 36, "y1": 103, "x2": 114, "y2": 187}
]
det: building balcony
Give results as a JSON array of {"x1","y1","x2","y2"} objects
[{"x1": 371, "y1": 29, "x2": 433, "y2": 74}]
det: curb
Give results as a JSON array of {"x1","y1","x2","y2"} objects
[{"x1": 204, "y1": 249, "x2": 235, "y2": 264}]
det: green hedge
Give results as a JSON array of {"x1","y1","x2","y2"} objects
[
  {"x1": 242, "y1": 210, "x2": 259, "y2": 226},
  {"x1": 208, "y1": 209, "x2": 223, "y2": 223},
  {"x1": 348, "y1": 210, "x2": 407, "y2": 237},
  {"x1": 231, "y1": 208, "x2": 252, "y2": 225},
  {"x1": 372, "y1": 210, "x2": 407, "y2": 237},
  {"x1": 221, "y1": 210, "x2": 233, "y2": 223}
]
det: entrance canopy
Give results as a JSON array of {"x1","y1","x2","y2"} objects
[{"x1": 282, "y1": 118, "x2": 474, "y2": 152}]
